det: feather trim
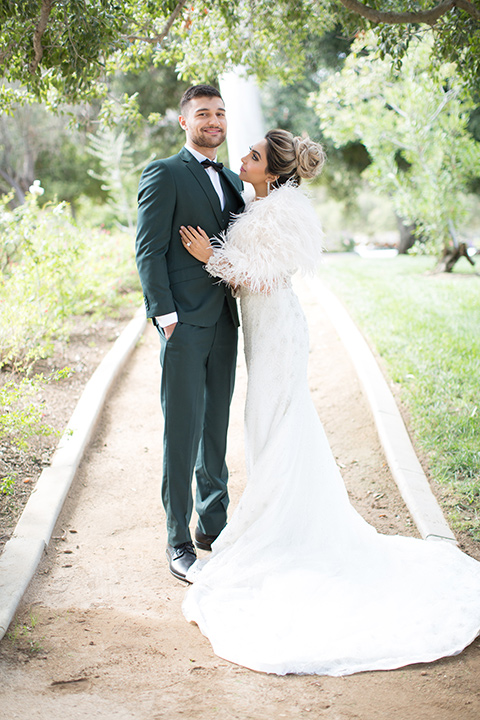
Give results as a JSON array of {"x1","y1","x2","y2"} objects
[{"x1": 205, "y1": 185, "x2": 323, "y2": 293}]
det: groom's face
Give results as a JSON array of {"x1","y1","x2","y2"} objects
[{"x1": 179, "y1": 96, "x2": 227, "y2": 152}]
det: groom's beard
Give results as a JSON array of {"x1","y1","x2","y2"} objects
[{"x1": 190, "y1": 127, "x2": 227, "y2": 149}]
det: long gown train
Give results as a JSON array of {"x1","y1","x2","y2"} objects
[{"x1": 182, "y1": 186, "x2": 480, "y2": 676}]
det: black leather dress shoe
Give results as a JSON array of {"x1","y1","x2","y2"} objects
[
  {"x1": 166, "y1": 541, "x2": 196, "y2": 582},
  {"x1": 194, "y1": 526, "x2": 220, "y2": 551}
]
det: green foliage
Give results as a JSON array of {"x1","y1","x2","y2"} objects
[
  {"x1": 312, "y1": 34, "x2": 480, "y2": 254},
  {"x1": 153, "y1": 1, "x2": 334, "y2": 85},
  {"x1": 0, "y1": 475, "x2": 15, "y2": 495},
  {"x1": 0, "y1": 186, "x2": 141, "y2": 369},
  {"x1": 0, "y1": 1, "x2": 192, "y2": 107},
  {"x1": 0, "y1": 369, "x2": 67, "y2": 502},
  {"x1": 433, "y1": 10, "x2": 480, "y2": 94},
  {"x1": 35, "y1": 129, "x2": 106, "y2": 210},
  {"x1": 0, "y1": 63, "x2": 188, "y2": 212},
  {"x1": 0, "y1": 99, "x2": 104, "y2": 208},
  {"x1": 6, "y1": 612, "x2": 44, "y2": 654},
  {"x1": 261, "y1": 29, "x2": 371, "y2": 205},
  {"x1": 0, "y1": 373, "x2": 57, "y2": 452},
  {"x1": 107, "y1": 65, "x2": 189, "y2": 156},
  {"x1": 320, "y1": 254, "x2": 480, "y2": 538},
  {"x1": 0, "y1": 0, "x2": 126, "y2": 105},
  {"x1": 262, "y1": 30, "x2": 348, "y2": 138},
  {"x1": 0, "y1": 368, "x2": 74, "y2": 499},
  {"x1": 111, "y1": 65, "x2": 185, "y2": 120},
  {"x1": 1, "y1": 1, "x2": 477, "y2": 108},
  {"x1": 87, "y1": 127, "x2": 148, "y2": 231}
]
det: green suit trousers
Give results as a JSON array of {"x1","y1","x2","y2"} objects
[{"x1": 158, "y1": 301, "x2": 237, "y2": 546}]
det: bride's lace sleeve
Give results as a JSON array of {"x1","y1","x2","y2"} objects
[{"x1": 205, "y1": 186, "x2": 323, "y2": 294}]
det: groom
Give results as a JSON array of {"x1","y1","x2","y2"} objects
[{"x1": 135, "y1": 84, "x2": 244, "y2": 581}]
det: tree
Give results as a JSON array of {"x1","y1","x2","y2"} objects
[
  {"x1": 0, "y1": 1, "x2": 479, "y2": 107},
  {"x1": 261, "y1": 29, "x2": 372, "y2": 215},
  {"x1": 0, "y1": 62, "x2": 190, "y2": 217},
  {"x1": 87, "y1": 127, "x2": 148, "y2": 231},
  {"x1": 0, "y1": 102, "x2": 76, "y2": 205},
  {"x1": 312, "y1": 33, "x2": 480, "y2": 269},
  {"x1": 0, "y1": 97, "x2": 115, "y2": 211}
]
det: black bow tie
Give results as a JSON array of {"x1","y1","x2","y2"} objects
[{"x1": 201, "y1": 158, "x2": 224, "y2": 172}]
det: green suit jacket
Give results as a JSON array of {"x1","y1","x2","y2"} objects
[{"x1": 135, "y1": 146, "x2": 244, "y2": 327}]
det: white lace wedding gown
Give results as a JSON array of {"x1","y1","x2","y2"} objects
[{"x1": 183, "y1": 185, "x2": 480, "y2": 676}]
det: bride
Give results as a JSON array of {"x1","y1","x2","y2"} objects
[{"x1": 178, "y1": 129, "x2": 480, "y2": 677}]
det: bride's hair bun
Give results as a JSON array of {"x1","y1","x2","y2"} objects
[
  {"x1": 265, "y1": 129, "x2": 325, "y2": 187},
  {"x1": 292, "y1": 136, "x2": 326, "y2": 180}
]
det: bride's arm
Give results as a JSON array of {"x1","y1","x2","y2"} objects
[
  {"x1": 181, "y1": 188, "x2": 323, "y2": 294},
  {"x1": 180, "y1": 224, "x2": 263, "y2": 293}
]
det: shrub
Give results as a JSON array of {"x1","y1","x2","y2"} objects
[{"x1": 0, "y1": 189, "x2": 140, "y2": 370}]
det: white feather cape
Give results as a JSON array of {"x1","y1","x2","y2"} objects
[{"x1": 206, "y1": 184, "x2": 323, "y2": 293}]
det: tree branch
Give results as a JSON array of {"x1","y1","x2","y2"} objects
[
  {"x1": 334, "y1": 0, "x2": 480, "y2": 25},
  {"x1": 455, "y1": 0, "x2": 480, "y2": 18},
  {"x1": 29, "y1": 0, "x2": 55, "y2": 74},
  {"x1": 426, "y1": 86, "x2": 459, "y2": 128},
  {"x1": 126, "y1": 0, "x2": 190, "y2": 45},
  {"x1": 0, "y1": 168, "x2": 25, "y2": 205},
  {"x1": 0, "y1": 43, "x2": 15, "y2": 67}
]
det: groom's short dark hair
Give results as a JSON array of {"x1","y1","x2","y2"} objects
[{"x1": 180, "y1": 84, "x2": 223, "y2": 112}]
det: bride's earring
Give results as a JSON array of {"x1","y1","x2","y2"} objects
[{"x1": 266, "y1": 176, "x2": 278, "y2": 194}]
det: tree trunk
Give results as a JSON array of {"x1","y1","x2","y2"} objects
[
  {"x1": 433, "y1": 242, "x2": 476, "y2": 273},
  {"x1": 395, "y1": 215, "x2": 417, "y2": 254},
  {"x1": 0, "y1": 168, "x2": 25, "y2": 206}
]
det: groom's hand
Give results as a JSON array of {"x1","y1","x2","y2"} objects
[{"x1": 164, "y1": 322, "x2": 177, "y2": 340}]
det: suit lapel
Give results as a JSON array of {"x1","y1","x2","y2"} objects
[
  {"x1": 219, "y1": 172, "x2": 244, "y2": 223},
  {"x1": 219, "y1": 170, "x2": 245, "y2": 214}
]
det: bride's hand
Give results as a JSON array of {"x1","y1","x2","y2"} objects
[{"x1": 180, "y1": 225, "x2": 213, "y2": 263}]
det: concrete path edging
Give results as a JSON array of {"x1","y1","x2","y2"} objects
[
  {"x1": 0, "y1": 309, "x2": 147, "y2": 639},
  {"x1": 308, "y1": 277, "x2": 456, "y2": 545}
]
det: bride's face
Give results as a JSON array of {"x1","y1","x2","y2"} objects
[{"x1": 240, "y1": 139, "x2": 276, "y2": 194}]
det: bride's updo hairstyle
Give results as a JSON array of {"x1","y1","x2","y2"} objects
[{"x1": 264, "y1": 129, "x2": 325, "y2": 188}]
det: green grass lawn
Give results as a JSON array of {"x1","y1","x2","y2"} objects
[{"x1": 318, "y1": 253, "x2": 480, "y2": 539}]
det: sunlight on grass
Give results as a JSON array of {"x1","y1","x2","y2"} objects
[{"x1": 319, "y1": 253, "x2": 480, "y2": 539}]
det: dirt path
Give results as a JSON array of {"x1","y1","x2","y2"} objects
[{"x1": 1, "y1": 280, "x2": 480, "y2": 720}]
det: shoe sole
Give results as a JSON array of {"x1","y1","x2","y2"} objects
[
  {"x1": 165, "y1": 548, "x2": 194, "y2": 583},
  {"x1": 168, "y1": 566, "x2": 192, "y2": 583}
]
